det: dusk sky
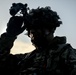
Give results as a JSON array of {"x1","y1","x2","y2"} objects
[{"x1": 0, "y1": 0, "x2": 76, "y2": 54}]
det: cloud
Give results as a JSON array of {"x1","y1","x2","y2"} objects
[{"x1": 10, "y1": 40, "x2": 35, "y2": 54}]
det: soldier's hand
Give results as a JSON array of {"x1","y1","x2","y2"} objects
[{"x1": 6, "y1": 16, "x2": 26, "y2": 37}]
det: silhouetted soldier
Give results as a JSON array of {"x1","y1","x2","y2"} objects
[{"x1": 0, "y1": 3, "x2": 76, "y2": 75}]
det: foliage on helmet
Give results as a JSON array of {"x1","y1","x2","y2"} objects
[{"x1": 26, "y1": 6, "x2": 62, "y2": 30}]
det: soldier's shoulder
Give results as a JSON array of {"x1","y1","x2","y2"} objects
[{"x1": 59, "y1": 43, "x2": 76, "y2": 58}]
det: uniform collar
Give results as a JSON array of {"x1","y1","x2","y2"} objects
[{"x1": 36, "y1": 36, "x2": 66, "y2": 51}]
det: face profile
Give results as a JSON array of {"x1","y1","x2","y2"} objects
[{"x1": 28, "y1": 28, "x2": 53, "y2": 48}]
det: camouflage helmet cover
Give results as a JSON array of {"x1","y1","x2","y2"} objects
[{"x1": 26, "y1": 6, "x2": 62, "y2": 30}]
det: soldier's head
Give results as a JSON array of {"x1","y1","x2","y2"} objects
[{"x1": 25, "y1": 6, "x2": 62, "y2": 48}]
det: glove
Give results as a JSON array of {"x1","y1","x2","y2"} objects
[{"x1": 6, "y1": 16, "x2": 26, "y2": 37}]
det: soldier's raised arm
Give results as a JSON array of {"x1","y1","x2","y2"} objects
[
  {"x1": 0, "y1": 16, "x2": 26, "y2": 57},
  {"x1": 0, "y1": 16, "x2": 27, "y2": 74}
]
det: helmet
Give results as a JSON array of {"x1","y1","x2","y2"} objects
[{"x1": 25, "y1": 6, "x2": 62, "y2": 31}]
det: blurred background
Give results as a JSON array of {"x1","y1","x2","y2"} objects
[{"x1": 0, "y1": 0, "x2": 76, "y2": 54}]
